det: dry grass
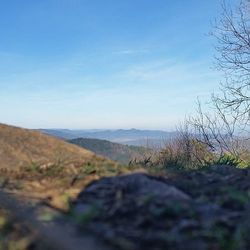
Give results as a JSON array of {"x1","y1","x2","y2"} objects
[
  {"x1": 0, "y1": 123, "x2": 96, "y2": 170},
  {"x1": 0, "y1": 123, "x2": 140, "y2": 249},
  {"x1": 0, "y1": 123, "x2": 136, "y2": 210}
]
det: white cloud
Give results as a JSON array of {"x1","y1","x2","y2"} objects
[{"x1": 112, "y1": 49, "x2": 149, "y2": 55}]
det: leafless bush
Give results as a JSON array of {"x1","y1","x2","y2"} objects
[
  {"x1": 155, "y1": 123, "x2": 214, "y2": 169},
  {"x1": 131, "y1": 123, "x2": 215, "y2": 170},
  {"x1": 185, "y1": 95, "x2": 250, "y2": 169}
]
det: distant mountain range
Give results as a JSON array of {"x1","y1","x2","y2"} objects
[
  {"x1": 38, "y1": 129, "x2": 178, "y2": 147},
  {"x1": 69, "y1": 138, "x2": 152, "y2": 164}
]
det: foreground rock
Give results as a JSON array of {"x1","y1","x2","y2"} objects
[{"x1": 72, "y1": 167, "x2": 250, "y2": 250}]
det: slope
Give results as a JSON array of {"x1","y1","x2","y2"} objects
[
  {"x1": 69, "y1": 138, "x2": 151, "y2": 164},
  {"x1": 0, "y1": 123, "x2": 97, "y2": 170},
  {"x1": 0, "y1": 123, "x2": 128, "y2": 210}
]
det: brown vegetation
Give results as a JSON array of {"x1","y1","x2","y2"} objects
[
  {"x1": 0, "y1": 123, "x2": 96, "y2": 170},
  {"x1": 0, "y1": 123, "x2": 133, "y2": 212}
]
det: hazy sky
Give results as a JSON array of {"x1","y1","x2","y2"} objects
[{"x1": 0, "y1": 0, "x2": 236, "y2": 129}]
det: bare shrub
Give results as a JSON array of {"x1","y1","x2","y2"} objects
[
  {"x1": 131, "y1": 123, "x2": 215, "y2": 170},
  {"x1": 154, "y1": 123, "x2": 214, "y2": 170},
  {"x1": 187, "y1": 98, "x2": 250, "y2": 167}
]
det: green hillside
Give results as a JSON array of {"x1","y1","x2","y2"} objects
[{"x1": 69, "y1": 138, "x2": 151, "y2": 164}]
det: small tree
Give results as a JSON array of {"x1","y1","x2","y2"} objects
[
  {"x1": 212, "y1": 0, "x2": 250, "y2": 127},
  {"x1": 184, "y1": 0, "x2": 250, "y2": 167}
]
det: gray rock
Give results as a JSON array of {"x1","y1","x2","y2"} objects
[{"x1": 77, "y1": 173, "x2": 190, "y2": 202}]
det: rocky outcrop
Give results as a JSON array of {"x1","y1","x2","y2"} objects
[{"x1": 72, "y1": 168, "x2": 250, "y2": 250}]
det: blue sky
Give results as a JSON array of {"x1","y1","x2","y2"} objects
[{"x1": 0, "y1": 0, "x2": 236, "y2": 129}]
